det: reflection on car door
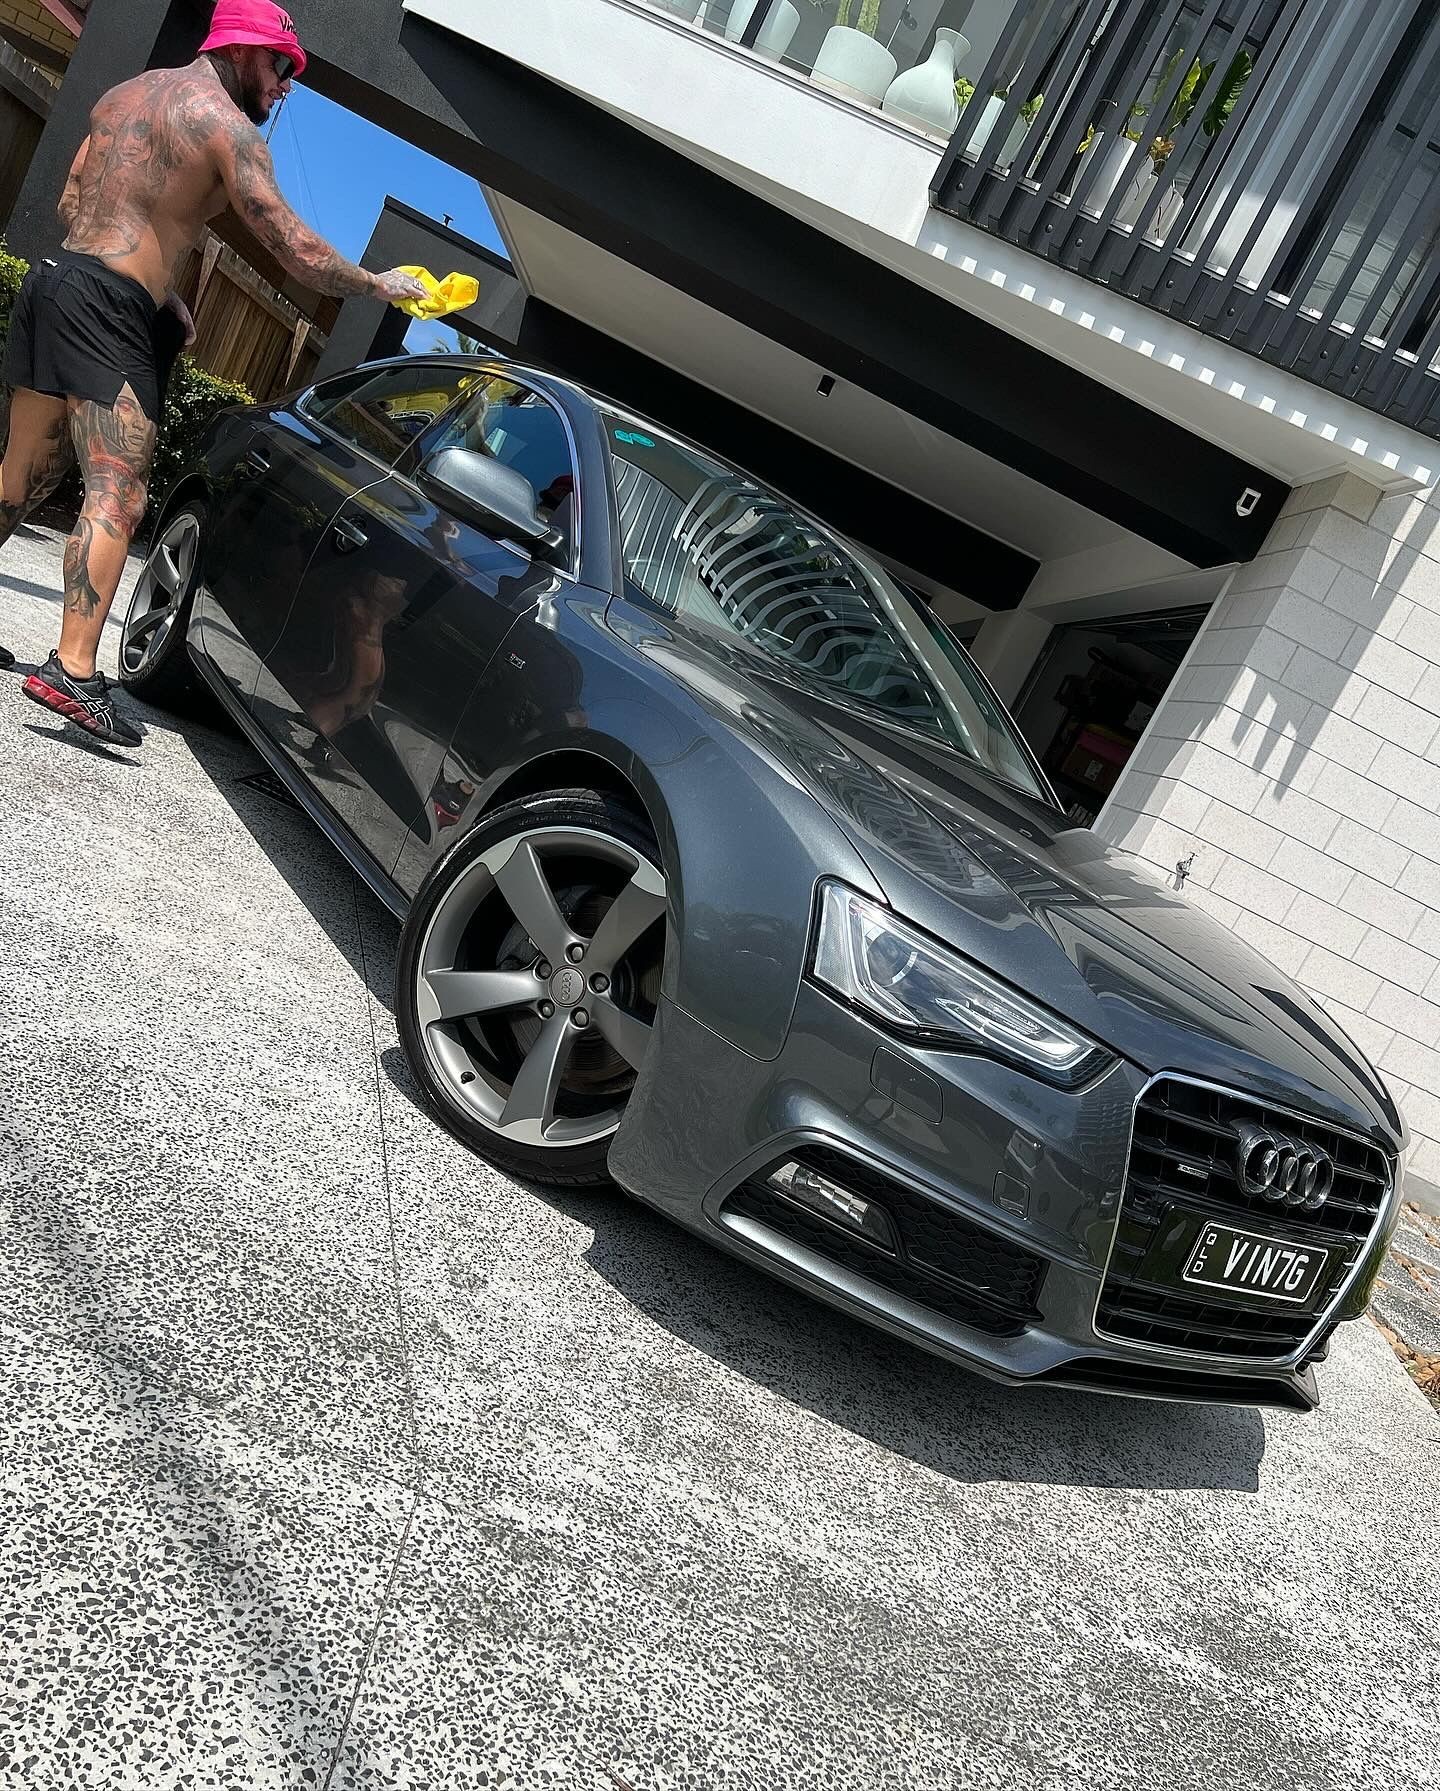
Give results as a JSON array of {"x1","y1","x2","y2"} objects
[
  {"x1": 257, "y1": 371, "x2": 584, "y2": 878},
  {"x1": 197, "y1": 360, "x2": 483, "y2": 714},
  {"x1": 194, "y1": 405, "x2": 385, "y2": 710},
  {"x1": 257, "y1": 472, "x2": 559, "y2": 877}
]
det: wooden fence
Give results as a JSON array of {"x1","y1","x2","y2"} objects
[
  {"x1": 173, "y1": 232, "x2": 330, "y2": 400},
  {"x1": 0, "y1": 39, "x2": 51, "y2": 227}
]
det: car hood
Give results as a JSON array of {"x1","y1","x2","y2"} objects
[{"x1": 739, "y1": 679, "x2": 1403, "y2": 1150}]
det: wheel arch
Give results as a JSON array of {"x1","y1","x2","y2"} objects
[
  {"x1": 145, "y1": 473, "x2": 210, "y2": 541},
  {"x1": 480, "y1": 748, "x2": 660, "y2": 845}
]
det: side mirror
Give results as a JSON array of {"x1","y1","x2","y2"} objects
[{"x1": 420, "y1": 447, "x2": 565, "y2": 564}]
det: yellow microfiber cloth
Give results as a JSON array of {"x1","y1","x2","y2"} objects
[{"x1": 392, "y1": 267, "x2": 481, "y2": 320}]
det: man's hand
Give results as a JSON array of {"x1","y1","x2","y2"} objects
[
  {"x1": 163, "y1": 291, "x2": 197, "y2": 347},
  {"x1": 374, "y1": 268, "x2": 431, "y2": 305}
]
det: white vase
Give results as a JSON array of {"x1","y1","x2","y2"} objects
[
  {"x1": 882, "y1": 28, "x2": 970, "y2": 136},
  {"x1": 1149, "y1": 181, "x2": 1185, "y2": 242},
  {"x1": 1076, "y1": 132, "x2": 1138, "y2": 212},
  {"x1": 1116, "y1": 162, "x2": 1179, "y2": 231},
  {"x1": 967, "y1": 92, "x2": 1006, "y2": 155},
  {"x1": 726, "y1": 0, "x2": 800, "y2": 60},
  {"x1": 1001, "y1": 108, "x2": 1039, "y2": 166},
  {"x1": 811, "y1": 26, "x2": 898, "y2": 107}
]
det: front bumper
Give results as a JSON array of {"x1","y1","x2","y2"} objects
[{"x1": 608, "y1": 986, "x2": 1396, "y2": 1412}]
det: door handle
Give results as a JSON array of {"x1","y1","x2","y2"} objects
[
  {"x1": 245, "y1": 445, "x2": 272, "y2": 475},
  {"x1": 331, "y1": 516, "x2": 369, "y2": 554}
]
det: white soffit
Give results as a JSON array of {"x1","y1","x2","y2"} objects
[{"x1": 491, "y1": 196, "x2": 1162, "y2": 572}]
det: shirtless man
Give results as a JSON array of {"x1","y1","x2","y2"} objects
[{"x1": 0, "y1": 1, "x2": 425, "y2": 747}]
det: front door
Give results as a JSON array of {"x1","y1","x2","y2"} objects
[
  {"x1": 259, "y1": 372, "x2": 583, "y2": 878},
  {"x1": 200, "y1": 359, "x2": 482, "y2": 716}
]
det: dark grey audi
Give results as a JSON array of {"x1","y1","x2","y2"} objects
[{"x1": 119, "y1": 354, "x2": 1407, "y2": 1411}]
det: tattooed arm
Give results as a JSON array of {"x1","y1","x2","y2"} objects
[
  {"x1": 212, "y1": 113, "x2": 424, "y2": 302},
  {"x1": 57, "y1": 137, "x2": 90, "y2": 234}
]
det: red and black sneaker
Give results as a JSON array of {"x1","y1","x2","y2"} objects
[{"x1": 22, "y1": 651, "x2": 142, "y2": 749}]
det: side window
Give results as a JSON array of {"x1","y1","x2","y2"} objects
[
  {"x1": 301, "y1": 363, "x2": 479, "y2": 466},
  {"x1": 423, "y1": 376, "x2": 578, "y2": 563}
]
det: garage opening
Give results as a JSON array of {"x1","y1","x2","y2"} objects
[{"x1": 1012, "y1": 607, "x2": 1212, "y2": 825}]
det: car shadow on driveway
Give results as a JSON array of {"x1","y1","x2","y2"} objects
[{"x1": 376, "y1": 1042, "x2": 1268, "y2": 1496}]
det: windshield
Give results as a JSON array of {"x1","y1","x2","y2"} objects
[{"x1": 603, "y1": 412, "x2": 1048, "y2": 800}]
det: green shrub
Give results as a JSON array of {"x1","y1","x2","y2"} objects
[
  {"x1": 0, "y1": 238, "x2": 253, "y2": 532},
  {"x1": 150, "y1": 359, "x2": 252, "y2": 506},
  {"x1": 0, "y1": 239, "x2": 26, "y2": 336}
]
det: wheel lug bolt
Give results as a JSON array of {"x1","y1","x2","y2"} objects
[
  {"x1": 567, "y1": 943, "x2": 585, "y2": 963},
  {"x1": 536, "y1": 960, "x2": 551, "y2": 979},
  {"x1": 460, "y1": 1071, "x2": 475, "y2": 1084},
  {"x1": 589, "y1": 973, "x2": 609, "y2": 994},
  {"x1": 572, "y1": 1008, "x2": 589, "y2": 1028},
  {"x1": 538, "y1": 1000, "x2": 555, "y2": 1019}
]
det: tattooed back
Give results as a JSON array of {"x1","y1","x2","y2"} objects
[{"x1": 63, "y1": 67, "x2": 233, "y2": 303}]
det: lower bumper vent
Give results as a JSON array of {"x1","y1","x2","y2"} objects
[{"x1": 725, "y1": 1147, "x2": 1046, "y2": 1339}]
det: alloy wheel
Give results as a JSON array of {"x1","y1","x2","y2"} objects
[
  {"x1": 120, "y1": 510, "x2": 200, "y2": 679},
  {"x1": 414, "y1": 825, "x2": 668, "y2": 1148}
]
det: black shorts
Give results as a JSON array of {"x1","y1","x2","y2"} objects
[{"x1": 2, "y1": 250, "x2": 186, "y2": 424}]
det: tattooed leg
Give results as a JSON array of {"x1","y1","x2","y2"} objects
[
  {"x1": 1, "y1": 388, "x2": 73, "y2": 668},
  {"x1": 57, "y1": 384, "x2": 155, "y2": 679},
  {"x1": 0, "y1": 387, "x2": 72, "y2": 549}
]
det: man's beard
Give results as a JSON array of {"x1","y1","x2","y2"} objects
[{"x1": 241, "y1": 75, "x2": 272, "y2": 125}]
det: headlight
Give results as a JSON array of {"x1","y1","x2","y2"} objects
[{"x1": 811, "y1": 882, "x2": 1112, "y2": 1087}]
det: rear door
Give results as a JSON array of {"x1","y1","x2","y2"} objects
[
  {"x1": 259, "y1": 371, "x2": 583, "y2": 877},
  {"x1": 195, "y1": 361, "x2": 478, "y2": 714}
]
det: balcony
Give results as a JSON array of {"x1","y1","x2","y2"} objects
[
  {"x1": 622, "y1": 3, "x2": 1440, "y2": 442},
  {"x1": 925, "y1": 0, "x2": 1440, "y2": 440}
]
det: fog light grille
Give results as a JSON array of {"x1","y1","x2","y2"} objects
[{"x1": 726, "y1": 1146, "x2": 1046, "y2": 1338}]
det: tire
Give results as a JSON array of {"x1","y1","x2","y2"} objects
[
  {"x1": 117, "y1": 500, "x2": 207, "y2": 711},
  {"x1": 396, "y1": 788, "x2": 668, "y2": 1191}
]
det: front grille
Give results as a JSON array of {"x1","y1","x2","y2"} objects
[
  {"x1": 725, "y1": 1146, "x2": 1046, "y2": 1338},
  {"x1": 1128, "y1": 1077, "x2": 1388, "y2": 1239},
  {"x1": 1098, "y1": 1283, "x2": 1324, "y2": 1358},
  {"x1": 1098, "y1": 1078, "x2": 1394, "y2": 1361}
]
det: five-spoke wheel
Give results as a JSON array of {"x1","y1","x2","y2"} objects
[
  {"x1": 395, "y1": 790, "x2": 668, "y2": 1188},
  {"x1": 118, "y1": 502, "x2": 206, "y2": 706}
]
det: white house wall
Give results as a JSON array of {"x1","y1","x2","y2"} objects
[{"x1": 1099, "y1": 476, "x2": 1440, "y2": 1182}]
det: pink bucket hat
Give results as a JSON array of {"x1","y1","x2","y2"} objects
[{"x1": 200, "y1": 2, "x2": 308, "y2": 79}]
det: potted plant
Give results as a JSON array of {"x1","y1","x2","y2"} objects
[
  {"x1": 1075, "y1": 87, "x2": 1150, "y2": 213},
  {"x1": 1117, "y1": 48, "x2": 1251, "y2": 234},
  {"x1": 1003, "y1": 89, "x2": 1044, "y2": 163},
  {"x1": 811, "y1": 1, "x2": 898, "y2": 107},
  {"x1": 967, "y1": 85, "x2": 1043, "y2": 162}
]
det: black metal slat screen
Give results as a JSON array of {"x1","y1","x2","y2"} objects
[{"x1": 932, "y1": 0, "x2": 1440, "y2": 438}]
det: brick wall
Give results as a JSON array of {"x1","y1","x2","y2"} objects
[
  {"x1": 0, "y1": 0, "x2": 76, "y2": 60},
  {"x1": 1098, "y1": 471, "x2": 1440, "y2": 1182}
]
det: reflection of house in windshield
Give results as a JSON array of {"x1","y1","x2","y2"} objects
[{"x1": 615, "y1": 457, "x2": 945, "y2": 734}]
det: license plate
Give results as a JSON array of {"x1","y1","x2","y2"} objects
[{"x1": 1182, "y1": 1222, "x2": 1333, "y2": 1305}]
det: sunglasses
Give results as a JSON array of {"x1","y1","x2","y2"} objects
[{"x1": 271, "y1": 51, "x2": 297, "y2": 82}]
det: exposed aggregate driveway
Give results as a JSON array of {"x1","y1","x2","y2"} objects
[{"x1": 1, "y1": 527, "x2": 1437, "y2": 1791}]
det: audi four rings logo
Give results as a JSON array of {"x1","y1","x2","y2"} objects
[{"x1": 1233, "y1": 1121, "x2": 1335, "y2": 1210}]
